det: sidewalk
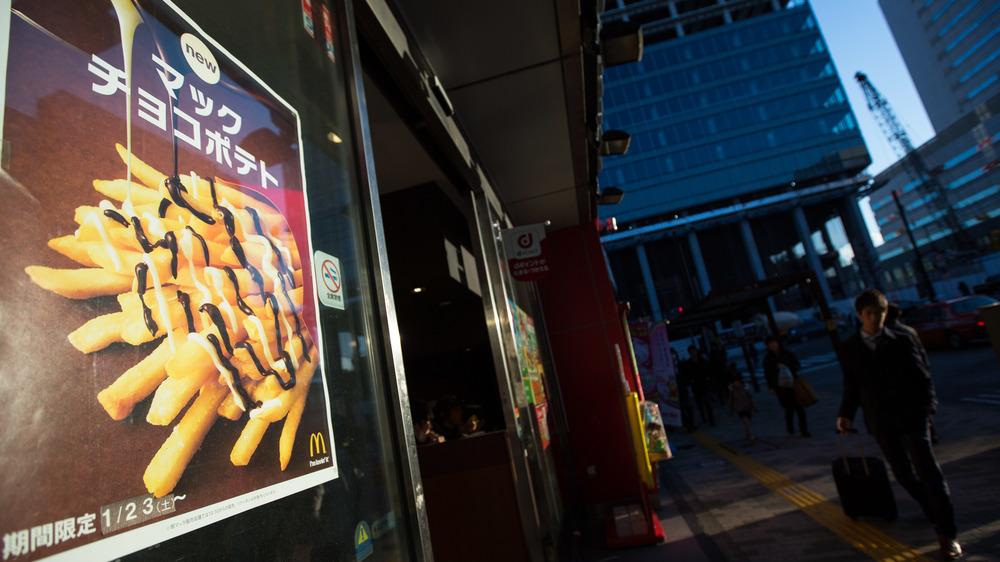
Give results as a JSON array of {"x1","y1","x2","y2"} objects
[{"x1": 576, "y1": 367, "x2": 1000, "y2": 561}]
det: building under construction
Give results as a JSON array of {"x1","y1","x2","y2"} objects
[{"x1": 868, "y1": 91, "x2": 1000, "y2": 295}]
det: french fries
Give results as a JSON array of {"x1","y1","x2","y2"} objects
[
  {"x1": 144, "y1": 381, "x2": 229, "y2": 498},
  {"x1": 26, "y1": 144, "x2": 323, "y2": 497}
]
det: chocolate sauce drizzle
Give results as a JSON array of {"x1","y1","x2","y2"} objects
[
  {"x1": 104, "y1": 209, "x2": 130, "y2": 227},
  {"x1": 177, "y1": 290, "x2": 195, "y2": 333},
  {"x1": 184, "y1": 225, "x2": 210, "y2": 267},
  {"x1": 205, "y1": 334, "x2": 259, "y2": 411},
  {"x1": 157, "y1": 198, "x2": 172, "y2": 218},
  {"x1": 124, "y1": 170, "x2": 310, "y2": 413},
  {"x1": 164, "y1": 175, "x2": 214, "y2": 224},
  {"x1": 233, "y1": 343, "x2": 296, "y2": 391},
  {"x1": 199, "y1": 303, "x2": 233, "y2": 355},
  {"x1": 134, "y1": 262, "x2": 158, "y2": 337},
  {"x1": 223, "y1": 266, "x2": 254, "y2": 316}
]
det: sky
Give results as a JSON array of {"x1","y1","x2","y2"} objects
[{"x1": 809, "y1": 0, "x2": 936, "y2": 246}]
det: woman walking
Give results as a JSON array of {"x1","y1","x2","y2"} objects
[{"x1": 763, "y1": 336, "x2": 811, "y2": 437}]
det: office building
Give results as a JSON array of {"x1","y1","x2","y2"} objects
[
  {"x1": 599, "y1": 0, "x2": 877, "y2": 321},
  {"x1": 869, "y1": 93, "x2": 1000, "y2": 292},
  {"x1": 879, "y1": 0, "x2": 1000, "y2": 132}
]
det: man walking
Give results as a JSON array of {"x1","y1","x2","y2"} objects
[
  {"x1": 837, "y1": 289, "x2": 961, "y2": 560},
  {"x1": 682, "y1": 346, "x2": 716, "y2": 427}
]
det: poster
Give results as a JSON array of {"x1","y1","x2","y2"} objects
[
  {"x1": 0, "y1": 1, "x2": 338, "y2": 559},
  {"x1": 509, "y1": 301, "x2": 551, "y2": 447},
  {"x1": 630, "y1": 322, "x2": 681, "y2": 427},
  {"x1": 510, "y1": 301, "x2": 546, "y2": 405}
]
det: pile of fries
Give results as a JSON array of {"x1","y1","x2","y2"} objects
[{"x1": 25, "y1": 144, "x2": 318, "y2": 497}]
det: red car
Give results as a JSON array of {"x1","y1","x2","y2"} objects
[{"x1": 902, "y1": 295, "x2": 999, "y2": 348}]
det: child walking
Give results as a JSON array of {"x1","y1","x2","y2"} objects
[{"x1": 728, "y1": 376, "x2": 759, "y2": 444}]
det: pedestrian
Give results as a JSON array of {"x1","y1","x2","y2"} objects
[
  {"x1": 762, "y1": 335, "x2": 811, "y2": 437},
  {"x1": 745, "y1": 337, "x2": 761, "y2": 391},
  {"x1": 675, "y1": 358, "x2": 697, "y2": 432},
  {"x1": 709, "y1": 346, "x2": 730, "y2": 405},
  {"x1": 681, "y1": 345, "x2": 716, "y2": 427},
  {"x1": 838, "y1": 289, "x2": 961, "y2": 560},
  {"x1": 727, "y1": 376, "x2": 759, "y2": 444},
  {"x1": 886, "y1": 302, "x2": 938, "y2": 444}
]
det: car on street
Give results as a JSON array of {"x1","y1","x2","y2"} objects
[
  {"x1": 788, "y1": 318, "x2": 846, "y2": 342},
  {"x1": 901, "y1": 295, "x2": 999, "y2": 349},
  {"x1": 973, "y1": 274, "x2": 1000, "y2": 297}
]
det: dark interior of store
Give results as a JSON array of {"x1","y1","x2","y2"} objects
[{"x1": 363, "y1": 70, "x2": 505, "y2": 435}]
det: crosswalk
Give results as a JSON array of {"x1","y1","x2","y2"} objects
[{"x1": 960, "y1": 393, "x2": 1000, "y2": 406}]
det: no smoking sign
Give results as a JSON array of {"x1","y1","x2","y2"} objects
[{"x1": 314, "y1": 250, "x2": 345, "y2": 310}]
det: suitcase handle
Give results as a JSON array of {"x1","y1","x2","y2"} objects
[{"x1": 835, "y1": 429, "x2": 870, "y2": 477}]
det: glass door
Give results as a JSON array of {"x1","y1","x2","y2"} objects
[{"x1": 473, "y1": 194, "x2": 568, "y2": 560}]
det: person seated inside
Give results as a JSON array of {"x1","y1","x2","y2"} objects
[
  {"x1": 432, "y1": 394, "x2": 482, "y2": 441},
  {"x1": 412, "y1": 399, "x2": 444, "y2": 446}
]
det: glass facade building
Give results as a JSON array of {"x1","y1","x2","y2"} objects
[
  {"x1": 598, "y1": 0, "x2": 875, "y2": 321},
  {"x1": 869, "y1": 93, "x2": 1000, "y2": 291},
  {"x1": 601, "y1": 1, "x2": 869, "y2": 226},
  {"x1": 879, "y1": 0, "x2": 1000, "y2": 132}
]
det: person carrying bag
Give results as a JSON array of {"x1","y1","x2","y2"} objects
[
  {"x1": 763, "y1": 336, "x2": 811, "y2": 437},
  {"x1": 794, "y1": 374, "x2": 819, "y2": 408}
]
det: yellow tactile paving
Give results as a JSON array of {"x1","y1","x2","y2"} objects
[{"x1": 691, "y1": 431, "x2": 933, "y2": 561}]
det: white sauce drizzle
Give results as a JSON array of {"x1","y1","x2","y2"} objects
[
  {"x1": 249, "y1": 397, "x2": 282, "y2": 420},
  {"x1": 143, "y1": 253, "x2": 175, "y2": 352},
  {"x1": 187, "y1": 332, "x2": 244, "y2": 411},
  {"x1": 90, "y1": 205, "x2": 122, "y2": 272},
  {"x1": 109, "y1": 0, "x2": 143, "y2": 211},
  {"x1": 220, "y1": 198, "x2": 250, "y2": 237},
  {"x1": 204, "y1": 267, "x2": 226, "y2": 301},
  {"x1": 122, "y1": 198, "x2": 137, "y2": 220},
  {"x1": 178, "y1": 230, "x2": 212, "y2": 305},
  {"x1": 279, "y1": 309, "x2": 300, "y2": 370},
  {"x1": 219, "y1": 299, "x2": 238, "y2": 331},
  {"x1": 143, "y1": 213, "x2": 166, "y2": 238}
]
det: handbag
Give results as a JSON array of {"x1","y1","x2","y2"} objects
[
  {"x1": 793, "y1": 375, "x2": 819, "y2": 407},
  {"x1": 777, "y1": 365, "x2": 795, "y2": 388}
]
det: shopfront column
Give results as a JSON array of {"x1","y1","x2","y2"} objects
[
  {"x1": 636, "y1": 243, "x2": 664, "y2": 322},
  {"x1": 687, "y1": 229, "x2": 712, "y2": 299},
  {"x1": 793, "y1": 205, "x2": 835, "y2": 306}
]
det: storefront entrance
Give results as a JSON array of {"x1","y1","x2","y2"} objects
[{"x1": 363, "y1": 63, "x2": 563, "y2": 560}]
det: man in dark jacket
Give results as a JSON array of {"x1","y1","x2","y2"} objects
[
  {"x1": 681, "y1": 346, "x2": 715, "y2": 427},
  {"x1": 837, "y1": 289, "x2": 960, "y2": 560}
]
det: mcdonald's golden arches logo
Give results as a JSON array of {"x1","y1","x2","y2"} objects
[{"x1": 310, "y1": 432, "x2": 327, "y2": 457}]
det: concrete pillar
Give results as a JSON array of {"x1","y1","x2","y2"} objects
[
  {"x1": 740, "y1": 217, "x2": 767, "y2": 281},
  {"x1": 636, "y1": 243, "x2": 663, "y2": 322},
  {"x1": 793, "y1": 205, "x2": 835, "y2": 307},
  {"x1": 718, "y1": 0, "x2": 733, "y2": 24},
  {"x1": 840, "y1": 195, "x2": 884, "y2": 291},
  {"x1": 741, "y1": 217, "x2": 778, "y2": 316},
  {"x1": 687, "y1": 230, "x2": 712, "y2": 298}
]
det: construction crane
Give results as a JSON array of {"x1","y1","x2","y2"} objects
[{"x1": 855, "y1": 72, "x2": 971, "y2": 255}]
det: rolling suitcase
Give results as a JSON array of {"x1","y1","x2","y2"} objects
[{"x1": 832, "y1": 430, "x2": 897, "y2": 521}]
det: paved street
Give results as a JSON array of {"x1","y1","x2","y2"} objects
[{"x1": 578, "y1": 337, "x2": 1000, "y2": 561}]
